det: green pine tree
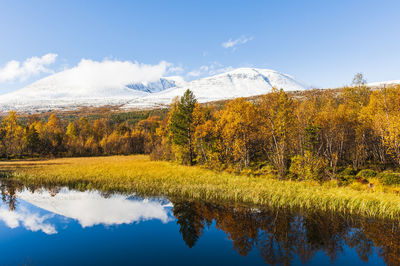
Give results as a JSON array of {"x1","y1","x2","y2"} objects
[{"x1": 169, "y1": 89, "x2": 197, "y2": 165}]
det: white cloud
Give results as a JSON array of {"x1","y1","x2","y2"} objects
[
  {"x1": 187, "y1": 70, "x2": 202, "y2": 77},
  {"x1": 0, "y1": 57, "x2": 188, "y2": 100},
  {"x1": 0, "y1": 206, "x2": 56, "y2": 234},
  {"x1": 63, "y1": 59, "x2": 170, "y2": 89},
  {"x1": 37, "y1": 58, "x2": 172, "y2": 91},
  {"x1": 222, "y1": 35, "x2": 254, "y2": 50},
  {"x1": 7, "y1": 59, "x2": 177, "y2": 99},
  {"x1": 187, "y1": 62, "x2": 234, "y2": 78},
  {"x1": 167, "y1": 65, "x2": 184, "y2": 75},
  {"x1": 0, "y1": 53, "x2": 58, "y2": 83}
]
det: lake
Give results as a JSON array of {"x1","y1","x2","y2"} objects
[{"x1": 0, "y1": 180, "x2": 398, "y2": 266}]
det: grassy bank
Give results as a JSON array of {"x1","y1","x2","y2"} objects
[{"x1": 2, "y1": 155, "x2": 400, "y2": 219}]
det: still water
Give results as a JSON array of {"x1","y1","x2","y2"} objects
[{"x1": 0, "y1": 180, "x2": 398, "y2": 265}]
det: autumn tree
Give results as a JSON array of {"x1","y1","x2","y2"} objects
[
  {"x1": 0, "y1": 111, "x2": 25, "y2": 157},
  {"x1": 193, "y1": 105, "x2": 218, "y2": 166},
  {"x1": 365, "y1": 86, "x2": 400, "y2": 166},
  {"x1": 45, "y1": 114, "x2": 64, "y2": 155},
  {"x1": 24, "y1": 124, "x2": 41, "y2": 155},
  {"x1": 137, "y1": 116, "x2": 161, "y2": 153},
  {"x1": 216, "y1": 98, "x2": 259, "y2": 170},
  {"x1": 259, "y1": 89, "x2": 297, "y2": 178},
  {"x1": 340, "y1": 78, "x2": 372, "y2": 169}
]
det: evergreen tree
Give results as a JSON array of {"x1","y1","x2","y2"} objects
[{"x1": 169, "y1": 89, "x2": 197, "y2": 165}]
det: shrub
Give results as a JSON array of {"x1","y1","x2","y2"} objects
[
  {"x1": 251, "y1": 164, "x2": 276, "y2": 176},
  {"x1": 336, "y1": 168, "x2": 357, "y2": 184},
  {"x1": 240, "y1": 163, "x2": 276, "y2": 177},
  {"x1": 379, "y1": 171, "x2": 400, "y2": 185},
  {"x1": 289, "y1": 151, "x2": 328, "y2": 181},
  {"x1": 356, "y1": 169, "x2": 377, "y2": 178},
  {"x1": 340, "y1": 167, "x2": 357, "y2": 176},
  {"x1": 340, "y1": 175, "x2": 356, "y2": 182}
]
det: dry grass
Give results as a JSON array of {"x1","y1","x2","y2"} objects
[{"x1": 2, "y1": 155, "x2": 400, "y2": 219}]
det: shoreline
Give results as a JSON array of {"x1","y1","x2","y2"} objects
[{"x1": 2, "y1": 155, "x2": 400, "y2": 220}]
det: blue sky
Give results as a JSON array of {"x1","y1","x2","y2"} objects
[{"x1": 0, "y1": 0, "x2": 399, "y2": 94}]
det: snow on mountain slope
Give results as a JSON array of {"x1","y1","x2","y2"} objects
[
  {"x1": 0, "y1": 75, "x2": 185, "y2": 112},
  {"x1": 366, "y1": 80, "x2": 400, "y2": 88},
  {"x1": 0, "y1": 67, "x2": 308, "y2": 112},
  {"x1": 125, "y1": 68, "x2": 309, "y2": 107},
  {"x1": 126, "y1": 76, "x2": 186, "y2": 93},
  {"x1": 0, "y1": 72, "x2": 186, "y2": 101}
]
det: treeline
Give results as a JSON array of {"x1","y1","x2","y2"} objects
[
  {"x1": 0, "y1": 111, "x2": 163, "y2": 157},
  {"x1": 155, "y1": 85, "x2": 400, "y2": 180},
  {"x1": 1, "y1": 83, "x2": 400, "y2": 180}
]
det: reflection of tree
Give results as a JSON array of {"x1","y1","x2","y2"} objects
[
  {"x1": 361, "y1": 221, "x2": 400, "y2": 266},
  {"x1": 212, "y1": 205, "x2": 261, "y2": 256},
  {"x1": 170, "y1": 199, "x2": 400, "y2": 266},
  {"x1": 303, "y1": 212, "x2": 348, "y2": 261},
  {"x1": 172, "y1": 201, "x2": 205, "y2": 248},
  {"x1": 0, "y1": 179, "x2": 63, "y2": 211},
  {"x1": 345, "y1": 228, "x2": 373, "y2": 262},
  {"x1": 0, "y1": 179, "x2": 20, "y2": 211}
]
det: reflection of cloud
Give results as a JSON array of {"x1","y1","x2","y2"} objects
[
  {"x1": 0, "y1": 206, "x2": 56, "y2": 234},
  {"x1": 17, "y1": 189, "x2": 172, "y2": 228}
]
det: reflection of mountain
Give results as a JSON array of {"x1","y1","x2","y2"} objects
[{"x1": 16, "y1": 189, "x2": 172, "y2": 227}]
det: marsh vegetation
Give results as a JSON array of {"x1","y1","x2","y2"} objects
[{"x1": 3, "y1": 155, "x2": 400, "y2": 219}]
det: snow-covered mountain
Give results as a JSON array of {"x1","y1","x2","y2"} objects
[
  {"x1": 127, "y1": 68, "x2": 308, "y2": 108},
  {"x1": 366, "y1": 80, "x2": 400, "y2": 88},
  {"x1": 126, "y1": 76, "x2": 186, "y2": 93},
  {"x1": 0, "y1": 67, "x2": 309, "y2": 112}
]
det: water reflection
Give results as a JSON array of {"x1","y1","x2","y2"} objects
[
  {"x1": 17, "y1": 189, "x2": 172, "y2": 227},
  {"x1": 0, "y1": 205, "x2": 56, "y2": 234},
  {"x1": 0, "y1": 180, "x2": 399, "y2": 265},
  {"x1": 170, "y1": 200, "x2": 400, "y2": 266},
  {"x1": 0, "y1": 179, "x2": 172, "y2": 231}
]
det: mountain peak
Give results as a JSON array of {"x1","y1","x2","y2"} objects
[{"x1": 0, "y1": 67, "x2": 309, "y2": 112}]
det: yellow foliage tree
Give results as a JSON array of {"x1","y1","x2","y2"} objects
[{"x1": 216, "y1": 98, "x2": 259, "y2": 170}]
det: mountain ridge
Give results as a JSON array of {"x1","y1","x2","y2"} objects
[{"x1": 0, "y1": 67, "x2": 310, "y2": 112}]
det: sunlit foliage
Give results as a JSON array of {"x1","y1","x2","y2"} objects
[{"x1": 1, "y1": 79, "x2": 400, "y2": 182}]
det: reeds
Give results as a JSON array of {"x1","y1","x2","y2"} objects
[{"x1": 3, "y1": 155, "x2": 400, "y2": 219}]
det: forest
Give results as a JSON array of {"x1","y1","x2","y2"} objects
[{"x1": 1, "y1": 81, "x2": 400, "y2": 184}]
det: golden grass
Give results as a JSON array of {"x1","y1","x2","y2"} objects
[{"x1": 2, "y1": 155, "x2": 400, "y2": 219}]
